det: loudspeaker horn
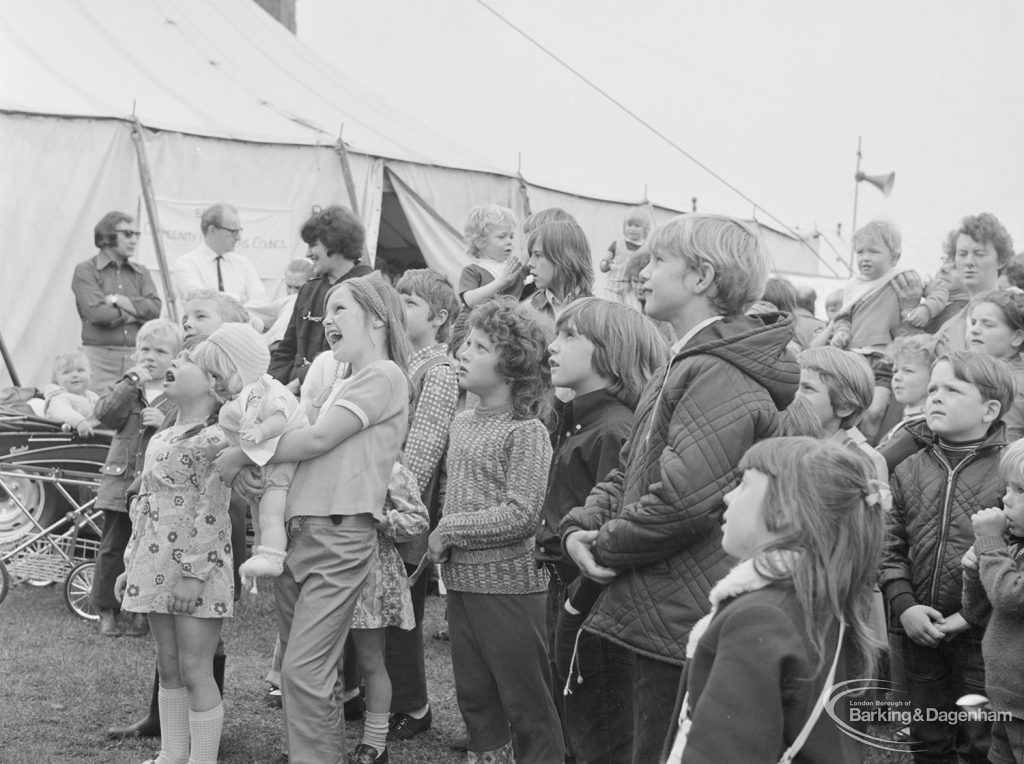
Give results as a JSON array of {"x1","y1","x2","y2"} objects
[{"x1": 855, "y1": 171, "x2": 895, "y2": 197}]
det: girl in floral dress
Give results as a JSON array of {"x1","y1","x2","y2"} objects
[
  {"x1": 350, "y1": 460, "x2": 429, "y2": 762},
  {"x1": 116, "y1": 349, "x2": 233, "y2": 764}
]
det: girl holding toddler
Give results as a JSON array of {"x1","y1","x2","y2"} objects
[{"x1": 215, "y1": 274, "x2": 411, "y2": 764}]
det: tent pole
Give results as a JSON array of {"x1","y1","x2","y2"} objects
[
  {"x1": 130, "y1": 115, "x2": 177, "y2": 323},
  {"x1": 0, "y1": 329, "x2": 21, "y2": 387},
  {"x1": 335, "y1": 125, "x2": 361, "y2": 217},
  {"x1": 849, "y1": 135, "x2": 862, "y2": 273},
  {"x1": 517, "y1": 173, "x2": 532, "y2": 219}
]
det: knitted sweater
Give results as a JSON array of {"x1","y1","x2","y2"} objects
[
  {"x1": 438, "y1": 405, "x2": 552, "y2": 594},
  {"x1": 43, "y1": 385, "x2": 99, "y2": 427},
  {"x1": 962, "y1": 535, "x2": 1024, "y2": 719}
]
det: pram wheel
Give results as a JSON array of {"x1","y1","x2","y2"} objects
[
  {"x1": 0, "y1": 560, "x2": 8, "y2": 605},
  {"x1": 64, "y1": 561, "x2": 98, "y2": 620}
]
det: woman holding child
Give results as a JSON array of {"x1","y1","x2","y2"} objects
[{"x1": 936, "y1": 212, "x2": 1015, "y2": 351}]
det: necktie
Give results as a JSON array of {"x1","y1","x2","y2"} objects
[{"x1": 215, "y1": 255, "x2": 224, "y2": 292}]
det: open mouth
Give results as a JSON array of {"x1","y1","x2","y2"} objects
[
  {"x1": 326, "y1": 329, "x2": 342, "y2": 344},
  {"x1": 165, "y1": 370, "x2": 176, "y2": 382}
]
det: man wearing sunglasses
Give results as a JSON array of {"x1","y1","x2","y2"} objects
[
  {"x1": 71, "y1": 210, "x2": 163, "y2": 391},
  {"x1": 173, "y1": 203, "x2": 268, "y2": 309}
]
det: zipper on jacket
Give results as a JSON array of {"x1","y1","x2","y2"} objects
[{"x1": 927, "y1": 448, "x2": 982, "y2": 606}]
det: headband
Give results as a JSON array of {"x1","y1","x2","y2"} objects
[{"x1": 346, "y1": 276, "x2": 389, "y2": 326}]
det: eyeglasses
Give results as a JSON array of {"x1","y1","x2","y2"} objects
[
  {"x1": 116, "y1": 229, "x2": 142, "y2": 239},
  {"x1": 214, "y1": 224, "x2": 243, "y2": 237}
]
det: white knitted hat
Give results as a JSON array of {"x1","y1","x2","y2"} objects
[{"x1": 206, "y1": 323, "x2": 270, "y2": 387}]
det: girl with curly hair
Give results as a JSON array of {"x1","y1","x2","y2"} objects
[{"x1": 427, "y1": 296, "x2": 562, "y2": 764}]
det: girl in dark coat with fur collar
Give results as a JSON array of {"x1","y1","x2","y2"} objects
[{"x1": 667, "y1": 438, "x2": 885, "y2": 764}]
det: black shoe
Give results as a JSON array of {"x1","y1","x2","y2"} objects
[
  {"x1": 449, "y1": 733, "x2": 469, "y2": 752},
  {"x1": 265, "y1": 685, "x2": 282, "y2": 709},
  {"x1": 344, "y1": 690, "x2": 366, "y2": 721},
  {"x1": 106, "y1": 714, "x2": 160, "y2": 740},
  {"x1": 388, "y1": 707, "x2": 432, "y2": 741},
  {"x1": 352, "y1": 743, "x2": 388, "y2": 763}
]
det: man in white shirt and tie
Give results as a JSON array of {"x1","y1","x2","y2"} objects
[{"x1": 173, "y1": 203, "x2": 268, "y2": 309}]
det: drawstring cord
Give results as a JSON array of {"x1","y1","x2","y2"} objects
[{"x1": 562, "y1": 625, "x2": 585, "y2": 696}]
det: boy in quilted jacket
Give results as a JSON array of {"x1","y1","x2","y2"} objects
[
  {"x1": 880, "y1": 350, "x2": 1015, "y2": 763},
  {"x1": 561, "y1": 214, "x2": 799, "y2": 763},
  {"x1": 90, "y1": 319, "x2": 182, "y2": 638}
]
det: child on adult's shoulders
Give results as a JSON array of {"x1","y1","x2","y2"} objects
[{"x1": 824, "y1": 220, "x2": 923, "y2": 440}]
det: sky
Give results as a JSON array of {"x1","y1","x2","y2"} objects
[{"x1": 296, "y1": 0, "x2": 1024, "y2": 279}]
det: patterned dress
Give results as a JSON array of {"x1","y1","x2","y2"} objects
[
  {"x1": 351, "y1": 463, "x2": 428, "y2": 630},
  {"x1": 121, "y1": 421, "x2": 234, "y2": 618}
]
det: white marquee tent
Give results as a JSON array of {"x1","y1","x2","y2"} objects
[{"x1": 0, "y1": 0, "x2": 834, "y2": 387}]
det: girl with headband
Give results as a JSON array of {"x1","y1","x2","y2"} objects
[{"x1": 216, "y1": 274, "x2": 411, "y2": 764}]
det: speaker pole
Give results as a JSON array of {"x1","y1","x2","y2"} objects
[{"x1": 849, "y1": 135, "x2": 863, "y2": 272}]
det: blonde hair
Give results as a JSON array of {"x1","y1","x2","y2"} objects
[
  {"x1": 740, "y1": 437, "x2": 885, "y2": 679},
  {"x1": 190, "y1": 341, "x2": 243, "y2": 400},
  {"x1": 885, "y1": 333, "x2": 945, "y2": 368},
  {"x1": 797, "y1": 347, "x2": 874, "y2": 429},
  {"x1": 999, "y1": 438, "x2": 1024, "y2": 485},
  {"x1": 464, "y1": 204, "x2": 517, "y2": 258},
  {"x1": 51, "y1": 352, "x2": 91, "y2": 384},
  {"x1": 135, "y1": 319, "x2": 184, "y2": 356},
  {"x1": 182, "y1": 289, "x2": 250, "y2": 324},
  {"x1": 556, "y1": 297, "x2": 668, "y2": 409},
  {"x1": 284, "y1": 258, "x2": 314, "y2": 281},
  {"x1": 623, "y1": 206, "x2": 655, "y2": 236},
  {"x1": 646, "y1": 214, "x2": 769, "y2": 315},
  {"x1": 853, "y1": 219, "x2": 902, "y2": 259}
]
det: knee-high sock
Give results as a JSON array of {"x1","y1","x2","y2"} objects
[
  {"x1": 187, "y1": 704, "x2": 224, "y2": 764},
  {"x1": 155, "y1": 686, "x2": 189, "y2": 764}
]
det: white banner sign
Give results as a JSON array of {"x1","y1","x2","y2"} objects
[{"x1": 136, "y1": 199, "x2": 303, "y2": 301}]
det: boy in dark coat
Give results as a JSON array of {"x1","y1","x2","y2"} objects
[
  {"x1": 561, "y1": 213, "x2": 799, "y2": 762},
  {"x1": 880, "y1": 351, "x2": 1015, "y2": 763}
]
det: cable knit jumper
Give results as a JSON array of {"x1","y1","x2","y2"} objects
[{"x1": 438, "y1": 404, "x2": 552, "y2": 595}]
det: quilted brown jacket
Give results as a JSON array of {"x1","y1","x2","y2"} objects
[
  {"x1": 94, "y1": 374, "x2": 172, "y2": 512},
  {"x1": 560, "y1": 312, "x2": 799, "y2": 664},
  {"x1": 880, "y1": 421, "x2": 1006, "y2": 627}
]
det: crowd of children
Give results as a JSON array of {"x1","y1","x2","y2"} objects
[{"x1": 57, "y1": 200, "x2": 1024, "y2": 764}]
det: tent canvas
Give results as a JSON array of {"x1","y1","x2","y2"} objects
[{"x1": 0, "y1": 0, "x2": 836, "y2": 387}]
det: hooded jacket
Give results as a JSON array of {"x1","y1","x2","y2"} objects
[
  {"x1": 880, "y1": 420, "x2": 1006, "y2": 627},
  {"x1": 560, "y1": 312, "x2": 799, "y2": 664}
]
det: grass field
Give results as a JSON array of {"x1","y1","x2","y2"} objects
[
  {"x1": 0, "y1": 575, "x2": 911, "y2": 763},
  {"x1": 0, "y1": 580, "x2": 464, "y2": 763}
]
